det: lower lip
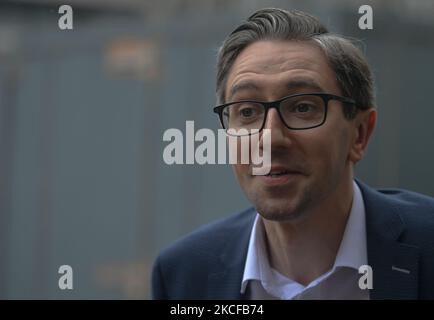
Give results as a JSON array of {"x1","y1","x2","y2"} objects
[{"x1": 256, "y1": 172, "x2": 301, "y2": 186}]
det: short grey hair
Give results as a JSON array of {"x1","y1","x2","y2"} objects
[{"x1": 216, "y1": 8, "x2": 375, "y2": 119}]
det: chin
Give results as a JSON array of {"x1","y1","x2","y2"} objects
[{"x1": 254, "y1": 200, "x2": 308, "y2": 222}]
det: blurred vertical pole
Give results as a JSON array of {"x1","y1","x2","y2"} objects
[
  {"x1": 32, "y1": 62, "x2": 55, "y2": 298},
  {"x1": 137, "y1": 65, "x2": 160, "y2": 300},
  {"x1": 376, "y1": 28, "x2": 402, "y2": 187},
  {"x1": 0, "y1": 63, "x2": 19, "y2": 299}
]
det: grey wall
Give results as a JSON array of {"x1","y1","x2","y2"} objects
[{"x1": 0, "y1": 0, "x2": 433, "y2": 299}]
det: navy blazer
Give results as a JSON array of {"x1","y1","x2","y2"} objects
[{"x1": 152, "y1": 180, "x2": 434, "y2": 299}]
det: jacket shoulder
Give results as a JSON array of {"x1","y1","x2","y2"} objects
[
  {"x1": 157, "y1": 207, "x2": 255, "y2": 263},
  {"x1": 374, "y1": 187, "x2": 434, "y2": 222},
  {"x1": 151, "y1": 207, "x2": 255, "y2": 299},
  {"x1": 364, "y1": 185, "x2": 434, "y2": 248}
]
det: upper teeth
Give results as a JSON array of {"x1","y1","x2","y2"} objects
[{"x1": 268, "y1": 171, "x2": 287, "y2": 175}]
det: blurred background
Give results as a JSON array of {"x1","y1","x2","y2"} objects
[{"x1": 0, "y1": 0, "x2": 433, "y2": 299}]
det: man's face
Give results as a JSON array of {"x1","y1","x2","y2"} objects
[{"x1": 225, "y1": 40, "x2": 365, "y2": 221}]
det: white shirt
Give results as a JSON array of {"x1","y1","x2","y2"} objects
[{"x1": 241, "y1": 180, "x2": 369, "y2": 300}]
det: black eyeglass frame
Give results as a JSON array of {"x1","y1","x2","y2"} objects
[{"x1": 213, "y1": 92, "x2": 356, "y2": 134}]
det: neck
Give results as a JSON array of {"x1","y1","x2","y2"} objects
[{"x1": 262, "y1": 173, "x2": 354, "y2": 286}]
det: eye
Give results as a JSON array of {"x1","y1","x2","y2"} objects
[
  {"x1": 294, "y1": 103, "x2": 315, "y2": 113},
  {"x1": 226, "y1": 102, "x2": 263, "y2": 124},
  {"x1": 239, "y1": 107, "x2": 256, "y2": 117}
]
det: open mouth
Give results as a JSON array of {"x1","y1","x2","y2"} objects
[
  {"x1": 265, "y1": 170, "x2": 291, "y2": 177},
  {"x1": 256, "y1": 167, "x2": 302, "y2": 186}
]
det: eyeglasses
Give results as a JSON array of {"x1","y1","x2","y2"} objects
[{"x1": 213, "y1": 93, "x2": 356, "y2": 136}]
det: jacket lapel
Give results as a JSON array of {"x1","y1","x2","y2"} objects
[
  {"x1": 357, "y1": 180, "x2": 419, "y2": 299},
  {"x1": 207, "y1": 208, "x2": 256, "y2": 299}
]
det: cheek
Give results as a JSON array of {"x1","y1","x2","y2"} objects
[
  {"x1": 302, "y1": 127, "x2": 351, "y2": 173},
  {"x1": 230, "y1": 136, "x2": 257, "y2": 181},
  {"x1": 232, "y1": 163, "x2": 250, "y2": 183}
]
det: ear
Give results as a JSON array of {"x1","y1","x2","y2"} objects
[{"x1": 349, "y1": 108, "x2": 377, "y2": 164}]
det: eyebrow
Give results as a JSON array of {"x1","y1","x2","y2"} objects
[{"x1": 228, "y1": 78, "x2": 325, "y2": 101}]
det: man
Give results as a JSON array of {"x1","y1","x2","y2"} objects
[{"x1": 152, "y1": 8, "x2": 434, "y2": 299}]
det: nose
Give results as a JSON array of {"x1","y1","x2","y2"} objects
[{"x1": 260, "y1": 107, "x2": 292, "y2": 150}]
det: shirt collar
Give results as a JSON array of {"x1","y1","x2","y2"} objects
[
  {"x1": 241, "y1": 180, "x2": 367, "y2": 294},
  {"x1": 334, "y1": 180, "x2": 367, "y2": 269}
]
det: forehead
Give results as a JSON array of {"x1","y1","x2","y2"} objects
[{"x1": 225, "y1": 40, "x2": 340, "y2": 100}]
